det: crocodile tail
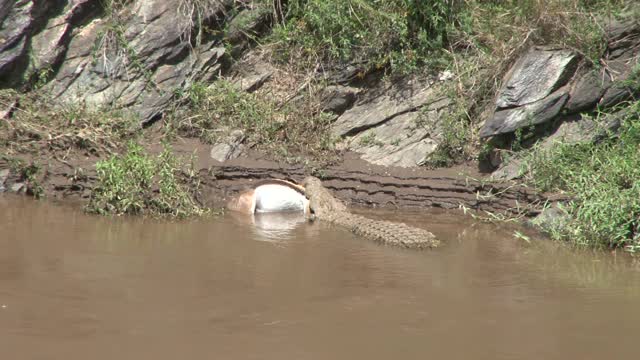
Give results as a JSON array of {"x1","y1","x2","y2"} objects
[{"x1": 336, "y1": 213, "x2": 439, "y2": 249}]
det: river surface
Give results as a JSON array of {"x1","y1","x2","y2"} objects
[{"x1": 1, "y1": 195, "x2": 640, "y2": 359}]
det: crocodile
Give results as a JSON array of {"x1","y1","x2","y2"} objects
[{"x1": 302, "y1": 176, "x2": 439, "y2": 249}]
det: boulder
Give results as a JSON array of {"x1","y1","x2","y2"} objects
[
  {"x1": 41, "y1": 0, "x2": 229, "y2": 124},
  {"x1": 0, "y1": 168, "x2": 8, "y2": 192},
  {"x1": 231, "y1": 54, "x2": 274, "y2": 92},
  {"x1": 565, "y1": 69, "x2": 610, "y2": 113},
  {"x1": 496, "y1": 48, "x2": 579, "y2": 109},
  {"x1": 10, "y1": 182, "x2": 24, "y2": 193},
  {"x1": 539, "y1": 117, "x2": 596, "y2": 149},
  {"x1": 329, "y1": 76, "x2": 451, "y2": 167},
  {"x1": 481, "y1": 90, "x2": 569, "y2": 137},
  {"x1": 482, "y1": 48, "x2": 579, "y2": 138},
  {"x1": 0, "y1": 0, "x2": 34, "y2": 81},
  {"x1": 24, "y1": 0, "x2": 100, "y2": 81},
  {"x1": 332, "y1": 77, "x2": 438, "y2": 137},
  {"x1": 490, "y1": 158, "x2": 524, "y2": 181},
  {"x1": 482, "y1": 17, "x2": 639, "y2": 139},
  {"x1": 529, "y1": 204, "x2": 570, "y2": 235},
  {"x1": 210, "y1": 130, "x2": 245, "y2": 162},
  {"x1": 320, "y1": 85, "x2": 359, "y2": 114},
  {"x1": 348, "y1": 111, "x2": 440, "y2": 168},
  {"x1": 224, "y1": 3, "x2": 272, "y2": 58}
]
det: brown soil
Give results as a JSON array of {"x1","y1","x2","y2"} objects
[{"x1": 1, "y1": 134, "x2": 549, "y2": 218}]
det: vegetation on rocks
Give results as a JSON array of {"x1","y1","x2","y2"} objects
[
  {"x1": 169, "y1": 79, "x2": 338, "y2": 164},
  {"x1": 525, "y1": 101, "x2": 640, "y2": 250},
  {"x1": 267, "y1": 0, "x2": 630, "y2": 73},
  {"x1": 87, "y1": 142, "x2": 208, "y2": 217},
  {"x1": 0, "y1": 90, "x2": 137, "y2": 156},
  {"x1": 268, "y1": 0, "x2": 466, "y2": 72},
  {"x1": 266, "y1": 0, "x2": 635, "y2": 166}
]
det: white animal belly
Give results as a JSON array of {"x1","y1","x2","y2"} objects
[{"x1": 254, "y1": 184, "x2": 308, "y2": 213}]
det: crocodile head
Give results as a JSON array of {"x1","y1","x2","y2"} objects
[{"x1": 302, "y1": 176, "x2": 347, "y2": 219}]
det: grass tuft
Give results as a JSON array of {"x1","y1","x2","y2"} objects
[
  {"x1": 87, "y1": 142, "x2": 208, "y2": 217},
  {"x1": 525, "y1": 101, "x2": 640, "y2": 250},
  {"x1": 0, "y1": 90, "x2": 137, "y2": 156},
  {"x1": 168, "y1": 79, "x2": 338, "y2": 164}
]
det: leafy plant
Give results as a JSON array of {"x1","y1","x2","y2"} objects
[
  {"x1": 88, "y1": 142, "x2": 208, "y2": 217},
  {"x1": 0, "y1": 90, "x2": 137, "y2": 155},
  {"x1": 422, "y1": 100, "x2": 471, "y2": 168},
  {"x1": 525, "y1": 101, "x2": 640, "y2": 249},
  {"x1": 268, "y1": 0, "x2": 466, "y2": 73},
  {"x1": 169, "y1": 80, "x2": 338, "y2": 164}
]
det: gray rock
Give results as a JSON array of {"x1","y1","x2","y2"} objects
[
  {"x1": 529, "y1": 204, "x2": 570, "y2": 234},
  {"x1": 483, "y1": 17, "x2": 639, "y2": 140},
  {"x1": 348, "y1": 111, "x2": 442, "y2": 168},
  {"x1": 328, "y1": 75, "x2": 452, "y2": 168},
  {"x1": 10, "y1": 182, "x2": 24, "y2": 193},
  {"x1": 324, "y1": 62, "x2": 368, "y2": 84},
  {"x1": 0, "y1": 168, "x2": 9, "y2": 192},
  {"x1": 494, "y1": 111, "x2": 626, "y2": 180},
  {"x1": 565, "y1": 69, "x2": 610, "y2": 113},
  {"x1": 605, "y1": 16, "x2": 640, "y2": 46},
  {"x1": 496, "y1": 48, "x2": 579, "y2": 109},
  {"x1": 321, "y1": 85, "x2": 359, "y2": 114},
  {"x1": 224, "y1": 4, "x2": 272, "y2": 58},
  {"x1": 332, "y1": 77, "x2": 439, "y2": 137},
  {"x1": 231, "y1": 54, "x2": 274, "y2": 92},
  {"x1": 600, "y1": 24, "x2": 640, "y2": 106},
  {"x1": 46, "y1": 0, "x2": 228, "y2": 124},
  {"x1": 210, "y1": 130, "x2": 245, "y2": 162},
  {"x1": 540, "y1": 117, "x2": 596, "y2": 149},
  {"x1": 481, "y1": 90, "x2": 569, "y2": 137},
  {"x1": 28, "y1": 15, "x2": 70, "y2": 72},
  {"x1": 600, "y1": 81, "x2": 637, "y2": 108},
  {"x1": 0, "y1": 0, "x2": 33, "y2": 79},
  {"x1": 24, "y1": 1, "x2": 100, "y2": 80},
  {"x1": 491, "y1": 157, "x2": 525, "y2": 181}
]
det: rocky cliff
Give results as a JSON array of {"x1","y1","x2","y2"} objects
[{"x1": 0, "y1": 0, "x2": 270, "y2": 122}]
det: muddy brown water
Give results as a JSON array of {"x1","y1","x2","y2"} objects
[{"x1": 2, "y1": 196, "x2": 640, "y2": 360}]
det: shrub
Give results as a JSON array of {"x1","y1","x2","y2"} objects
[
  {"x1": 170, "y1": 80, "x2": 337, "y2": 164},
  {"x1": 526, "y1": 101, "x2": 640, "y2": 249},
  {"x1": 88, "y1": 142, "x2": 207, "y2": 217},
  {"x1": 0, "y1": 90, "x2": 136, "y2": 155},
  {"x1": 269, "y1": 0, "x2": 466, "y2": 72}
]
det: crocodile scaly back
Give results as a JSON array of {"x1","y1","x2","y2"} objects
[{"x1": 302, "y1": 177, "x2": 439, "y2": 249}]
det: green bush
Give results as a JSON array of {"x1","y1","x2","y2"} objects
[
  {"x1": 526, "y1": 102, "x2": 640, "y2": 249},
  {"x1": 0, "y1": 90, "x2": 136, "y2": 154},
  {"x1": 170, "y1": 80, "x2": 337, "y2": 164},
  {"x1": 88, "y1": 142, "x2": 207, "y2": 217},
  {"x1": 269, "y1": 0, "x2": 466, "y2": 72}
]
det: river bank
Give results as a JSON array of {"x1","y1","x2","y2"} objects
[{"x1": 1, "y1": 0, "x2": 639, "y2": 249}]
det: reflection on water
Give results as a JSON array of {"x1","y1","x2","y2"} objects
[
  {"x1": 1, "y1": 195, "x2": 640, "y2": 360},
  {"x1": 235, "y1": 212, "x2": 309, "y2": 243}
]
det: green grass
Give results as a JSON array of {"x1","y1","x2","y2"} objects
[
  {"x1": 169, "y1": 80, "x2": 338, "y2": 164},
  {"x1": 422, "y1": 98, "x2": 471, "y2": 167},
  {"x1": 263, "y1": 0, "x2": 633, "y2": 167},
  {"x1": 87, "y1": 142, "x2": 208, "y2": 217},
  {"x1": 267, "y1": 0, "x2": 631, "y2": 73},
  {"x1": 0, "y1": 90, "x2": 137, "y2": 155},
  {"x1": 525, "y1": 101, "x2": 640, "y2": 250},
  {"x1": 268, "y1": 0, "x2": 466, "y2": 73}
]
